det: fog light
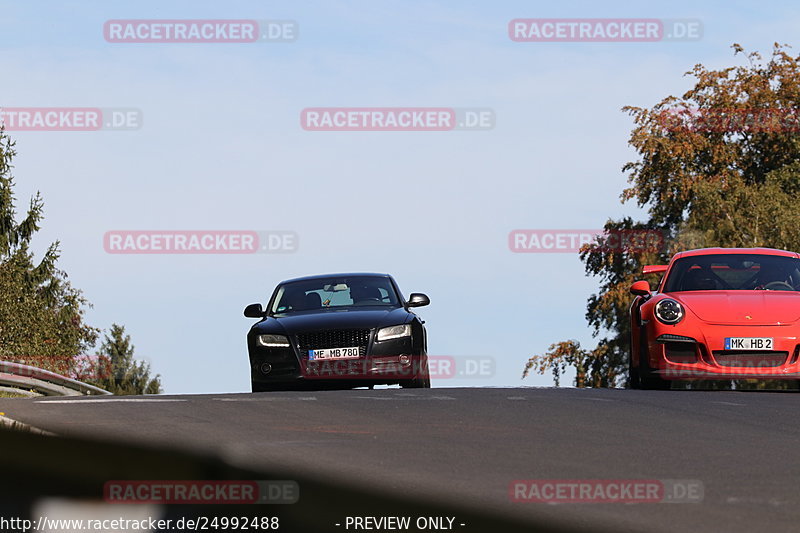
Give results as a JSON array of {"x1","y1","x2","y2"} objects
[
  {"x1": 399, "y1": 355, "x2": 410, "y2": 365},
  {"x1": 260, "y1": 363, "x2": 273, "y2": 375}
]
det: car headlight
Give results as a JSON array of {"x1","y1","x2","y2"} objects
[
  {"x1": 655, "y1": 299, "x2": 685, "y2": 325},
  {"x1": 376, "y1": 324, "x2": 411, "y2": 342},
  {"x1": 257, "y1": 334, "x2": 291, "y2": 347}
]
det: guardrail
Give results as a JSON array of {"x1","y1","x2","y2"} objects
[{"x1": 0, "y1": 361, "x2": 111, "y2": 396}]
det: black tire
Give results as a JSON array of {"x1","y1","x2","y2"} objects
[
  {"x1": 400, "y1": 355, "x2": 431, "y2": 388},
  {"x1": 400, "y1": 372, "x2": 431, "y2": 389},
  {"x1": 400, "y1": 376, "x2": 431, "y2": 388},
  {"x1": 639, "y1": 329, "x2": 671, "y2": 390},
  {"x1": 251, "y1": 381, "x2": 271, "y2": 393},
  {"x1": 628, "y1": 343, "x2": 641, "y2": 389}
]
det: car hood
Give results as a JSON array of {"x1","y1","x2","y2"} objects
[
  {"x1": 671, "y1": 291, "x2": 800, "y2": 325},
  {"x1": 254, "y1": 307, "x2": 412, "y2": 334}
]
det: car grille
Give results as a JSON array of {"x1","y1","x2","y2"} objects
[
  {"x1": 712, "y1": 351, "x2": 788, "y2": 368},
  {"x1": 296, "y1": 329, "x2": 371, "y2": 353},
  {"x1": 664, "y1": 342, "x2": 697, "y2": 363}
]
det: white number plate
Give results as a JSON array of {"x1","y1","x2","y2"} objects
[
  {"x1": 724, "y1": 337, "x2": 773, "y2": 350},
  {"x1": 308, "y1": 346, "x2": 361, "y2": 360}
]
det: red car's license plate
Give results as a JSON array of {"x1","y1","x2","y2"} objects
[{"x1": 724, "y1": 337, "x2": 773, "y2": 350}]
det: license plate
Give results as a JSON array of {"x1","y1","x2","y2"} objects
[
  {"x1": 308, "y1": 346, "x2": 361, "y2": 360},
  {"x1": 724, "y1": 337, "x2": 773, "y2": 350}
]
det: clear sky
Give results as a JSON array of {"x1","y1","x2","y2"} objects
[{"x1": 1, "y1": 1, "x2": 796, "y2": 393}]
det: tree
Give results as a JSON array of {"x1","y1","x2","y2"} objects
[
  {"x1": 0, "y1": 126, "x2": 98, "y2": 374},
  {"x1": 524, "y1": 43, "x2": 800, "y2": 388},
  {"x1": 522, "y1": 340, "x2": 609, "y2": 388},
  {"x1": 84, "y1": 324, "x2": 162, "y2": 395}
]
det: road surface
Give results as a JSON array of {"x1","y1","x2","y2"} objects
[{"x1": 1, "y1": 387, "x2": 797, "y2": 532}]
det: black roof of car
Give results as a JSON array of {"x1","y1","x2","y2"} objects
[{"x1": 278, "y1": 272, "x2": 393, "y2": 285}]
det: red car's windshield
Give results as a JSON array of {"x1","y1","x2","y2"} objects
[{"x1": 664, "y1": 254, "x2": 800, "y2": 292}]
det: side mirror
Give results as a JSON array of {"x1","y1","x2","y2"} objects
[
  {"x1": 630, "y1": 280, "x2": 652, "y2": 297},
  {"x1": 244, "y1": 303, "x2": 265, "y2": 318},
  {"x1": 406, "y1": 293, "x2": 430, "y2": 308}
]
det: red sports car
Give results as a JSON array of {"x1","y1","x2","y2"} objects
[{"x1": 629, "y1": 247, "x2": 800, "y2": 389}]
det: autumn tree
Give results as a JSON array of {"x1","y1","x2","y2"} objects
[{"x1": 524, "y1": 43, "x2": 800, "y2": 388}]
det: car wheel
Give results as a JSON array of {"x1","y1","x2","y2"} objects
[
  {"x1": 400, "y1": 374, "x2": 431, "y2": 389},
  {"x1": 639, "y1": 329, "x2": 671, "y2": 390},
  {"x1": 251, "y1": 381, "x2": 270, "y2": 393},
  {"x1": 628, "y1": 345, "x2": 641, "y2": 390}
]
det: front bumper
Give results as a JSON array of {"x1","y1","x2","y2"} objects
[
  {"x1": 644, "y1": 322, "x2": 800, "y2": 380},
  {"x1": 249, "y1": 330, "x2": 426, "y2": 384}
]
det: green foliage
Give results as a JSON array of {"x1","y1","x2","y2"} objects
[
  {"x1": 0, "y1": 126, "x2": 152, "y2": 394},
  {"x1": 524, "y1": 44, "x2": 800, "y2": 388},
  {"x1": 85, "y1": 324, "x2": 162, "y2": 395},
  {"x1": 0, "y1": 127, "x2": 98, "y2": 374}
]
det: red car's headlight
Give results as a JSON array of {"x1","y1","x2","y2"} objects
[{"x1": 655, "y1": 298, "x2": 685, "y2": 325}]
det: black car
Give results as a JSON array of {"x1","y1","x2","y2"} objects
[{"x1": 244, "y1": 273, "x2": 430, "y2": 391}]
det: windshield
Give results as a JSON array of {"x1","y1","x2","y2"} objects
[
  {"x1": 270, "y1": 276, "x2": 401, "y2": 314},
  {"x1": 664, "y1": 254, "x2": 800, "y2": 292}
]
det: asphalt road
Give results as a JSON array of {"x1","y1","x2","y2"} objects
[{"x1": 1, "y1": 387, "x2": 798, "y2": 532}]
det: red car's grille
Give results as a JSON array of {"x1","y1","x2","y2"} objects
[
  {"x1": 712, "y1": 351, "x2": 788, "y2": 368},
  {"x1": 296, "y1": 329, "x2": 371, "y2": 351}
]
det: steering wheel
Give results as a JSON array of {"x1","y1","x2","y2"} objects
[{"x1": 762, "y1": 281, "x2": 795, "y2": 291}]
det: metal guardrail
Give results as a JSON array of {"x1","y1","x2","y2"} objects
[{"x1": 0, "y1": 361, "x2": 111, "y2": 396}]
